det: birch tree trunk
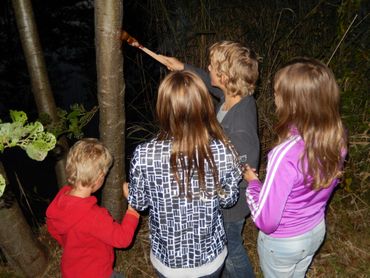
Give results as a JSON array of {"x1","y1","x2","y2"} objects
[
  {"x1": 0, "y1": 162, "x2": 48, "y2": 277},
  {"x1": 95, "y1": 0, "x2": 126, "y2": 220},
  {"x1": 11, "y1": 0, "x2": 68, "y2": 187}
]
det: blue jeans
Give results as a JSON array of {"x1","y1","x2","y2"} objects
[
  {"x1": 258, "y1": 220, "x2": 326, "y2": 278},
  {"x1": 110, "y1": 271, "x2": 124, "y2": 278},
  {"x1": 222, "y1": 220, "x2": 255, "y2": 278}
]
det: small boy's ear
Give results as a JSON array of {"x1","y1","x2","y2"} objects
[
  {"x1": 97, "y1": 171, "x2": 105, "y2": 180},
  {"x1": 93, "y1": 172, "x2": 105, "y2": 185}
]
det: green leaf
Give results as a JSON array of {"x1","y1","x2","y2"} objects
[
  {"x1": 0, "y1": 174, "x2": 5, "y2": 198},
  {"x1": 10, "y1": 110, "x2": 27, "y2": 125},
  {"x1": 22, "y1": 131, "x2": 57, "y2": 161},
  {"x1": 0, "y1": 110, "x2": 57, "y2": 161},
  {"x1": 41, "y1": 104, "x2": 97, "y2": 140}
]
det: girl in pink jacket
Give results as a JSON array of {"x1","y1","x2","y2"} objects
[{"x1": 244, "y1": 58, "x2": 347, "y2": 278}]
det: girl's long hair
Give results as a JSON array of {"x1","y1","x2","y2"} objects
[
  {"x1": 273, "y1": 58, "x2": 347, "y2": 190},
  {"x1": 156, "y1": 70, "x2": 234, "y2": 197}
]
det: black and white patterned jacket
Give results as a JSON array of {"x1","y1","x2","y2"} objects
[{"x1": 128, "y1": 138, "x2": 241, "y2": 269}]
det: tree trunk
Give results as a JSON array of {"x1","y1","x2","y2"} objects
[
  {"x1": 0, "y1": 162, "x2": 49, "y2": 278},
  {"x1": 11, "y1": 0, "x2": 68, "y2": 187},
  {"x1": 95, "y1": 0, "x2": 126, "y2": 220}
]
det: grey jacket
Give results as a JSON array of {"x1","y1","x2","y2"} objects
[{"x1": 185, "y1": 64, "x2": 260, "y2": 222}]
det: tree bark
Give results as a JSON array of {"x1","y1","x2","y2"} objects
[
  {"x1": 11, "y1": 0, "x2": 68, "y2": 187},
  {"x1": 0, "y1": 162, "x2": 49, "y2": 278},
  {"x1": 95, "y1": 0, "x2": 126, "y2": 220}
]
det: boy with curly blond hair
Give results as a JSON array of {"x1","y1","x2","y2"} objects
[{"x1": 162, "y1": 41, "x2": 260, "y2": 277}]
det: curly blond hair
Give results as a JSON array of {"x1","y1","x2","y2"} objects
[
  {"x1": 66, "y1": 138, "x2": 113, "y2": 187},
  {"x1": 209, "y1": 41, "x2": 259, "y2": 97}
]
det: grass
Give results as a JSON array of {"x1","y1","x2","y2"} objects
[
  {"x1": 2, "y1": 186, "x2": 363, "y2": 278},
  {"x1": 120, "y1": 189, "x2": 370, "y2": 278}
]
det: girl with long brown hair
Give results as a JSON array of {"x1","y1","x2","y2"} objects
[
  {"x1": 244, "y1": 58, "x2": 347, "y2": 277},
  {"x1": 128, "y1": 71, "x2": 241, "y2": 277},
  {"x1": 161, "y1": 41, "x2": 260, "y2": 278}
]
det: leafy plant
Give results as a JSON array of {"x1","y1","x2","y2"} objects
[
  {"x1": 0, "y1": 110, "x2": 56, "y2": 197},
  {"x1": 39, "y1": 104, "x2": 98, "y2": 139}
]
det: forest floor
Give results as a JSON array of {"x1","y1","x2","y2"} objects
[
  {"x1": 1, "y1": 188, "x2": 369, "y2": 278},
  {"x1": 117, "y1": 188, "x2": 370, "y2": 278}
]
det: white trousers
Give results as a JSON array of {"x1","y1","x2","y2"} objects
[{"x1": 258, "y1": 220, "x2": 326, "y2": 278}]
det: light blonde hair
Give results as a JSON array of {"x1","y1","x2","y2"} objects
[
  {"x1": 66, "y1": 138, "x2": 113, "y2": 187},
  {"x1": 156, "y1": 71, "x2": 236, "y2": 197},
  {"x1": 274, "y1": 57, "x2": 347, "y2": 190},
  {"x1": 209, "y1": 41, "x2": 259, "y2": 97}
]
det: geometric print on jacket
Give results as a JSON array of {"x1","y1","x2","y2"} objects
[{"x1": 128, "y1": 138, "x2": 241, "y2": 268}]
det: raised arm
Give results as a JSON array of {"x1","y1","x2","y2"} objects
[{"x1": 161, "y1": 56, "x2": 185, "y2": 71}]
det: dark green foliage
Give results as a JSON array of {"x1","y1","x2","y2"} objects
[{"x1": 39, "y1": 104, "x2": 98, "y2": 140}]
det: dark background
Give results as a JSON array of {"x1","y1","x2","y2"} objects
[
  {"x1": 0, "y1": 0, "x2": 369, "y2": 229},
  {"x1": 0, "y1": 0, "x2": 160, "y2": 227}
]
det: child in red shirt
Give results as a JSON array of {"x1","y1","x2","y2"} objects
[{"x1": 46, "y1": 138, "x2": 139, "y2": 278}]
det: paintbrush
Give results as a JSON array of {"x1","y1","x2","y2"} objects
[{"x1": 121, "y1": 30, "x2": 167, "y2": 65}]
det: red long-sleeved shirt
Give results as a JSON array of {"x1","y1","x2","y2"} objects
[{"x1": 46, "y1": 186, "x2": 139, "y2": 278}]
